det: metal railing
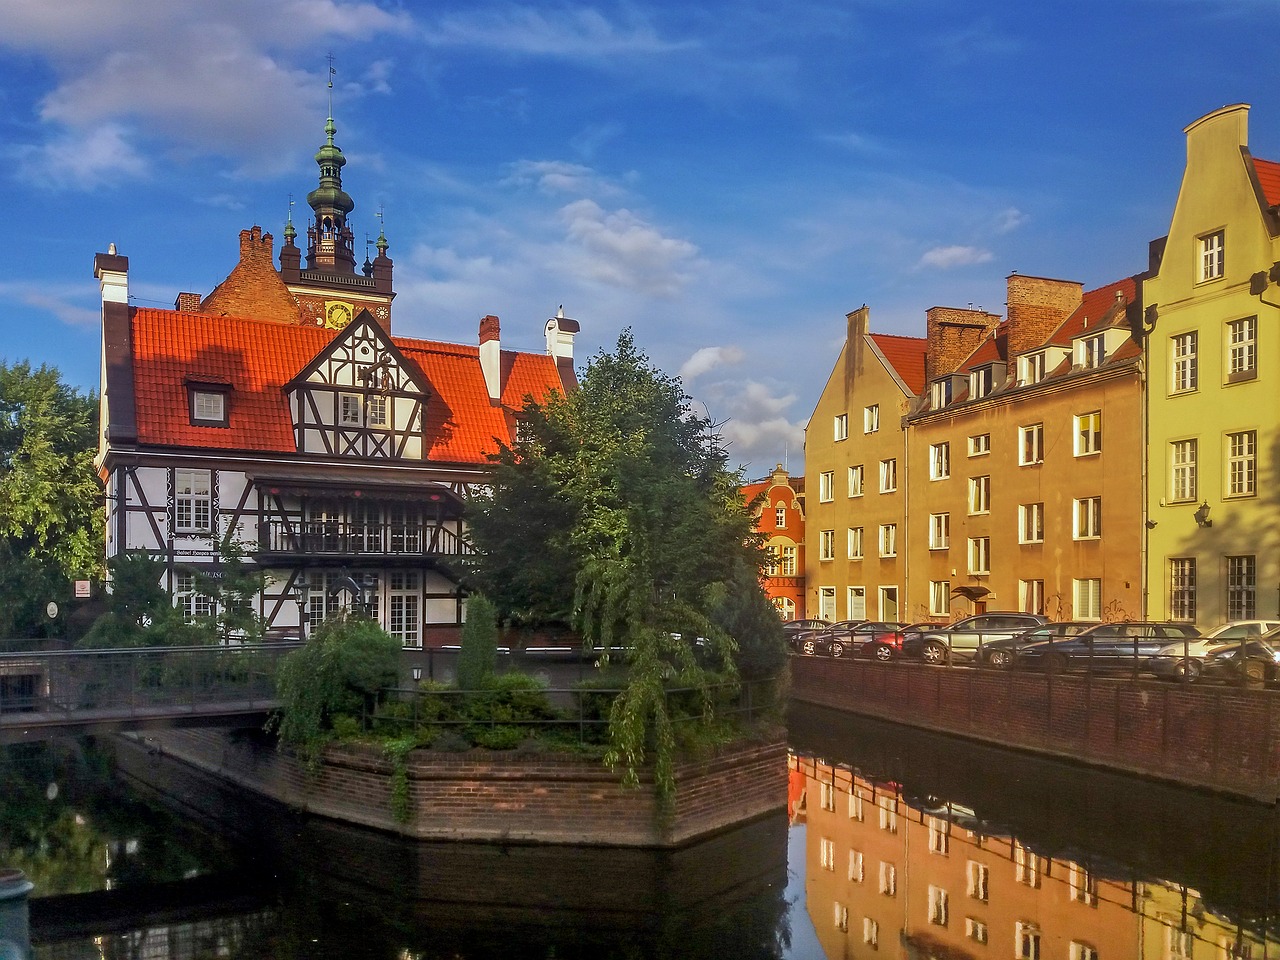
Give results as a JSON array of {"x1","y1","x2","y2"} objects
[
  {"x1": 0, "y1": 643, "x2": 300, "y2": 721},
  {"x1": 258, "y1": 520, "x2": 471, "y2": 558}
]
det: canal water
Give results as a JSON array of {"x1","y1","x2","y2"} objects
[{"x1": 1, "y1": 702, "x2": 1276, "y2": 959}]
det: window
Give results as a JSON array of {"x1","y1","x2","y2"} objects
[
  {"x1": 930, "y1": 442, "x2": 951, "y2": 480},
  {"x1": 879, "y1": 586, "x2": 899, "y2": 620},
  {"x1": 968, "y1": 433, "x2": 990, "y2": 457},
  {"x1": 819, "y1": 471, "x2": 835, "y2": 502},
  {"x1": 1018, "y1": 503, "x2": 1045, "y2": 544},
  {"x1": 773, "y1": 597, "x2": 795, "y2": 620},
  {"x1": 967, "y1": 861, "x2": 989, "y2": 902},
  {"x1": 1019, "y1": 423, "x2": 1044, "y2": 465},
  {"x1": 339, "y1": 392, "x2": 363, "y2": 425},
  {"x1": 190, "y1": 389, "x2": 227, "y2": 425},
  {"x1": 928, "y1": 817, "x2": 950, "y2": 855},
  {"x1": 820, "y1": 837, "x2": 836, "y2": 870},
  {"x1": 1074, "y1": 497, "x2": 1102, "y2": 539},
  {"x1": 1227, "y1": 556, "x2": 1257, "y2": 620},
  {"x1": 879, "y1": 458, "x2": 897, "y2": 493},
  {"x1": 968, "y1": 475, "x2": 990, "y2": 515},
  {"x1": 1226, "y1": 430, "x2": 1257, "y2": 497},
  {"x1": 1172, "y1": 332, "x2": 1198, "y2": 393},
  {"x1": 863, "y1": 917, "x2": 878, "y2": 947},
  {"x1": 833, "y1": 902, "x2": 848, "y2": 932},
  {"x1": 930, "y1": 581, "x2": 951, "y2": 617},
  {"x1": 1080, "y1": 333, "x2": 1106, "y2": 368},
  {"x1": 929, "y1": 513, "x2": 950, "y2": 550},
  {"x1": 930, "y1": 379, "x2": 952, "y2": 408},
  {"x1": 1015, "y1": 842, "x2": 1041, "y2": 887},
  {"x1": 849, "y1": 849, "x2": 865, "y2": 881},
  {"x1": 367, "y1": 394, "x2": 388, "y2": 427},
  {"x1": 1017, "y1": 922, "x2": 1042, "y2": 960},
  {"x1": 174, "y1": 469, "x2": 212, "y2": 532},
  {"x1": 819, "y1": 587, "x2": 837, "y2": 621},
  {"x1": 1227, "y1": 316, "x2": 1257, "y2": 380},
  {"x1": 1171, "y1": 439, "x2": 1198, "y2": 502},
  {"x1": 965, "y1": 917, "x2": 988, "y2": 945},
  {"x1": 1170, "y1": 558, "x2": 1197, "y2": 622},
  {"x1": 1074, "y1": 578, "x2": 1102, "y2": 621},
  {"x1": 970, "y1": 366, "x2": 994, "y2": 399},
  {"x1": 927, "y1": 885, "x2": 950, "y2": 926},
  {"x1": 848, "y1": 528, "x2": 864, "y2": 560},
  {"x1": 819, "y1": 781, "x2": 835, "y2": 811},
  {"x1": 1167, "y1": 927, "x2": 1194, "y2": 960},
  {"x1": 864, "y1": 405, "x2": 880, "y2": 433},
  {"x1": 848, "y1": 586, "x2": 866, "y2": 619},
  {"x1": 968, "y1": 537, "x2": 990, "y2": 575},
  {"x1": 1070, "y1": 943, "x2": 1099, "y2": 960},
  {"x1": 775, "y1": 505, "x2": 786, "y2": 528},
  {"x1": 879, "y1": 860, "x2": 897, "y2": 895},
  {"x1": 834, "y1": 413, "x2": 848, "y2": 441},
  {"x1": 1075, "y1": 411, "x2": 1102, "y2": 456},
  {"x1": 849, "y1": 789, "x2": 865, "y2": 821},
  {"x1": 1198, "y1": 229, "x2": 1224, "y2": 282},
  {"x1": 878, "y1": 796, "x2": 897, "y2": 832},
  {"x1": 1069, "y1": 863, "x2": 1097, "y2": 906},
  {"x1": 879, "y1": 524, "x2": 897, "y2": 558},
  {"x1": 848, "y1": 465, "x2": 864, "y2": 497},
  {"x1": 819, "y1": 530, "x2": 835, "y2": 561},
  {"x1": 388, "y1": 571, "x2": 420, "y2": 646},
  {"x1": 1020, "y1": 579, "x2": 1045, "y2": 615},
  {"x1": 175, "y1": 573, "x2": 213, "y2": 620},
  {"x1": 1020, "y1": 352, "x2": 1046, "y2": 385},
  {"x1": 780, "y1": 546, "x2": 797, "y2": 576}
]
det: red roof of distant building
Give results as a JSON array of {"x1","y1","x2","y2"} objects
[
  {"x1": 130, "y1": 308, "x2": 565, "y2": 463},
  {"x1": 1253, "y1": 157, "x2": 1280, "y2": 207},
  {"x1": 869, "y1": 333, "x2": 928, "y2": 395}
]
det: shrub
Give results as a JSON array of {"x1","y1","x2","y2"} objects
[{"x1": 457, "y1": 593, "x2": 499, "y2": 691}]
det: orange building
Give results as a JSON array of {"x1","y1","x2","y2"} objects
[{"x1": 742, "y1": 465, "x2": 807, "y2": 620}]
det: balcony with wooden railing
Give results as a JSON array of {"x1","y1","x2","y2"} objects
[{"x1": 257, "y1": 520, "x2": 472, "y2": 562}]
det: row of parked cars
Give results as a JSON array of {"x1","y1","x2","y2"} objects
[{"x1": 784, "y1": 613, "x2": 1280, "y2": 682}]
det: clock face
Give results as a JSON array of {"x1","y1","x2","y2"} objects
[{"x1": 325, "y1": 301, "x2": 354, "y2": 330}]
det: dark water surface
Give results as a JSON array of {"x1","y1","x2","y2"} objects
[{"x1": 2, "y1": 703, "x2": 1277, "y2": 959}]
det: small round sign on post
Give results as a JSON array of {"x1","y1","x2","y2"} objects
[{"x1": 45, "y1": 602, "x2": 58, "y2": 620}]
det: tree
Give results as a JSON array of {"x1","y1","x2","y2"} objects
[
  {"x1": 457, "y1": 593, "x2": 499, "y2": 691},
  {"x1": 0, "y1": 362, "x2": 102, "y2": 636},
  {"x1": 468, "y1": 330, "x2": 784, "y2": 793}
]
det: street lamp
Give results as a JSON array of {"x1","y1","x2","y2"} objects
[{"x1": 1194, "y1": 501, "x2": 1212, "y2": 528}]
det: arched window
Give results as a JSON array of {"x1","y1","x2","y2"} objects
[{"x1": 773, "y1": 597, "x2": 796, "y2": 621}]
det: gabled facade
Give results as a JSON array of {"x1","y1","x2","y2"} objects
[
  {"x1": 805, "y1": 307, "x2": 927, "y2": 622},
  {"x1": 742, "y1": 465, "x2": 807, "y2": 620},
  {"x1": 95, "y1": 114, "x2": 578, "y2": 646},
  {"x1": 1144, "y1": 103, "x2": 1280, "y2": 626}
]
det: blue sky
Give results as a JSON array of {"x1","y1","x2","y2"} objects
[{"x1": 3, "y1": 1, "x2": 1280, "y2": 476}]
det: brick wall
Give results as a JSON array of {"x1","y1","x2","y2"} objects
[
  {"x1": 790, "y1": 658, "x2": 1280, "y2": 802},
  {"x1": 1005, "y1": 274, "x2": 1082, "y2": 355},
  {"x1": 138, "y1": 728, "x2": 787, "y2": 846},
  {"x1": 199, "y1": 225, "x2": 303, "y2": 324},
  {"x1": 924, "y1": 307, "x2": 1001, "y2": 379}
]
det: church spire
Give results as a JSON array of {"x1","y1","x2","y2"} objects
[{"x1": 305, "y1": 65, "x2": 356, "y2": 274}]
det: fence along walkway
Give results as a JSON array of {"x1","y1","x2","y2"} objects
[{"x1": 0, "y1": 643, "x2": 298, "y2": 737}]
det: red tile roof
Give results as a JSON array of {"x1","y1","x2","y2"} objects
[
  {"x1": 1253, "y1": 157, "x2": 1280, "y2": 207},
  {"x1": 129, "y1": 308, "x2": 566, "y2": 464},
  {"x1": 868, "y1": 333, "x2": 928, "y2": 395},
  {"x1": 958, "y1": 323, "x2": 1008, "y2": 372},
  {"x1": 1047, "y1": 277, "x2": 1136, "y2": 345}
]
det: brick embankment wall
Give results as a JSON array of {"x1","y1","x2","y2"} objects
[
  {"x1": 789, "y1": 658, "x2": 1280, "y2": 802},
  {"x1": 132, "y1": 728, "x2": 788, "y2": 846}
]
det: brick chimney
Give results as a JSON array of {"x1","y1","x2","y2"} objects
[
  {"x1": 545, "y1": 308, "x2": 580, "y2": 390},
  {"x1": 479, "y1": 315, "x2": 502, "y2": 402},
  {"x1": 174, "y1": 292, "x2": 202, "y2": 312},
  {"x1": 1005, "y1": 274, "x2": 1082, "y2": 355},
  {"x1": 925, "y1": 307, "x2": 1001, "y2": 380},
  {"x1": 200, "y1": 225, "x2": 302, "y2": 323}
]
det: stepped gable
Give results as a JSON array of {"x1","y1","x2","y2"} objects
[{"x1": 199, "y1": 227, "x2": 303, "y2": 324}]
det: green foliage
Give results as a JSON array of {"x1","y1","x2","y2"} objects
[
  {"x1": 383, "y1": 735, "x2": 417, "y2": 823},
  {"x1": 268, "y1": 614, "x2": 401, "y2": 765},
  {"x1": 195, "y1": 537, "x2": 266, "y2": 644},
  {"x1": 0, "y1": 361, "x2": 103, "y2": 636},
  {"x1": 467, "y1": 330, "x2": 785, "y2": 798},
  {"x1": 457, "y1": 593, "x2": 499, "y2": 691}
]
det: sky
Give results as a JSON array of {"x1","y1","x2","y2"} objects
[{"x1": 3, "y1": 0, "x2": 1280, "y2": 478}]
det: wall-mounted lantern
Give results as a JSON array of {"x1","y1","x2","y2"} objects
[{"x1": 1194, "y1": 501, "x2": 1213, "y2": 528}]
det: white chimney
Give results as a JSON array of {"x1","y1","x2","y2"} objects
[
  {"x1": 94, "y1": 245, "x2": 129, "y2": 305},
  {"x1": 479, "y1": 315, "x2": 501, "y2": 402},
  {"x1": 544, "y1": 305, "x2": 579, "y2": 363}
]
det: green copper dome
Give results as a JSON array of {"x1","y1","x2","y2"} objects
[{"x1": 307, "y1": 115, "x2": 354, "y2": 215}]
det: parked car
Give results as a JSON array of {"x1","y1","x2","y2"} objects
[
  {"x1": 903, "y1": 613, "x2": 1050, "y2": 665},
  {"x1": 1017, "y1": 621, "x2": 1201, "y2": 673},
  {"x1": 782, "y1": 619, "x2": 831, "y2": 651},
  {"x1": 1144, "y1": 622, "x2": 1279, "y2": 680},
  {"x1": 1199, "y1": 639, "x2": 1280, "y2": 685},
  {"x1": 801, "y1": 621, "x2": 906, "y2": 658},
  {"x1": 977, "y1": 621, "x2": 1095, "y2": 668}
]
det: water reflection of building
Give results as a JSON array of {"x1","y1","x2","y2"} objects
[{"x1": 791, "y1": 754, "x2": 1278, "y2": 960}]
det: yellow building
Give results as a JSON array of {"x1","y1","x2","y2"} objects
[
  {"x1": 1144, "y1": 104, "x2": 1280, "y2": 625},
  {"x1": 804, "y1": 307, "x2": 927, "y2": 622}
]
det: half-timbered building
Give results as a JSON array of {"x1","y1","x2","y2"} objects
[{"x1": 94, "y1": 113, "x2": 579, "y2": 645}]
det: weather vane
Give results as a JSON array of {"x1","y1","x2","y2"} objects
[{"x1": 326, "y1": 52, "x2": 336, "y2": 115}]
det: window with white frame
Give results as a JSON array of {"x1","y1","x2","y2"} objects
[
  {"x1": 1069, "y1": 942, "x2": 1098, "y2": 960},
  {"x1": 848, "y1": 586, "x2": 866, "y2": 619},
  {"x1": 929, "y1": 442, "x2": 951, "y2": 480},
  {"x1": 1198, "y1": 229, "x2": 1224, "y2": 282},
  {"x1": 780, "y1": 546, "x2": 797, "y2": 576},
  {"x1": 1227, "y1": 556, "x2": 1257, "y2": 620},
  {"x1": 1080, "y1": 333, "x2": 1106, "y2": 369},
  {"x1": 971, "y1": 366, "x2": 995, "y2": 399},
  {"x1": 879, "y1": 524, "x2": 897, "y2": 558},
  {"x1": 929, "y1": 513, "x2": 950, "y2": 550},
  {"x1": 1020, "y1": 579, "x2": 1045, "y2": 615},
  {"x1": 834, "y1": 413, "x2": 849, "y2": 441},
  {"x1": 1171, "y1": 439, "x2": 1198, "y2": 502},
  {"x1": 366, "y1": 394, "x2": 389, "y2": 427},
  {"x1": 930, "y1": 581, "x2": 951, "y2": 617},
  {"x1": 879, "y1": 586, "x2": 899, "y2": 620},
  {"x1": 967, "y1": 860, "x2": 989, "y2": 902},
  {"x1": 773, "y1": 597, "x2": 795, "y2": 620},
  {"x1": 1167, "y1": 926, "x2": 1194, "y2": 960},
  {"x1": 879, "y1": 860, "x2": 897, "y2": 894},
  {"x1": 175, "y1": 572, "x2": 213, "y2": 620},
  {"x1": 968, "y1": 537, "x2": 990, "y2": 575},
  {"x1": 339, "y1": 392, "x2": 363, "y2": 425},
  {"x1": 819, "y1": 470, "x2": 835, "y2": 502},
  {"x1": 927, "y1": 885, "x2": 950, "y2": 926},
  {"x1": 1074, "y1": 497, "x2": 1102, "y2": 539},
  {"x1": 1074, "y1": 578, "x2": 1102, "y2": 621},
  {"x1": 1227, "y1": 430, "x2": 1257, "y2": 497},
  {"x1": 1018, "y1": 503, "x2": 1045, "y2": 544},
  {"x1": 819, "y1": 529, "x2": 835, "y2": 561},
  {"x1": 1069, "y1": 863, "x2": 1098, "y2": 906},
  {"x1": 878, "y1": 795, "x2": 897, "y2": 832},
  {"x1": 1020, "y1": 351, "x2": 1047, "y2": 385},
  {"x1": 1170, "y1": 558, "x2": 1197, "y2": 622},
  {"x1": 819, "y1": 780, "x2": 835, "y2": 811},
  {"x1": 879, "y1": 458, "x2": 897, "y2": 493},
  {"x1": 850, "y1": 849, "x2": 865, "y2": 882},
  {"x1": 388, "y1": 571, "x2": 421, "y2": 646},
  {"x1": 1014, "y1": 842, "x2": 1041, "y2": 887},
  {"x1": 820, "y1": 837, "x2": 836, "y2": 870},
  {"x1": 775, "y1": 504, "x2": 787, "y2": 528},
  {"x1": 1074, "y1": 411, "x2": 1102, "y2": 456},
  {"x1": 819, "y1": 586, "x2": 837, "y2": 621},
  {"x1": 174, "y1": 469, "x2": 212, "y2": 532},
  {"x1": 966, "y1": 917, "x2": 988, "y2": 945},
  {"x1": 1017, "y1": 921, "x2": 1042, "y2": 960},
  {"x1": 969, "y1": 475, "x2": 990, "y2": 515},
  {"x1": 1227, "y1": 316, "x2": 1257, "y2": 379},
  {"x1": 833, "y1": 902, "x2": 848, "y2": 932},
  {"x1": 1171, "y1": 332, "x2": 1198, "y2": 393},
  {"x1": 191, "y1": 390, "x2": 226, "y2": 424},
  {"x1": 864, "y1": 404, "x2": 880, "y2": 433},
  {"x1": 848, "y1": 464, "x2": 864, "y2": 497},
  {"x1": 849, "y1": 788, "x2": 865, "y2": 821},
  {"x1": 1019, "y1": 423, "x2": 1044, "y2": 465},
  {"x1": 928, "y1": 816, "x2": 950, "y2": 855},
  {"x1": 968, "y1": 433, "x2": 990, "y2": 457},
  {"x1": 930, "y1": 379, "x2": 951, "y2": 408},
  {"x1": 863, "y1": 917, "x2": 878, "y2": 947},
  {"x1": 848, "y1": 528, "x2": 864, "y2": 560}
]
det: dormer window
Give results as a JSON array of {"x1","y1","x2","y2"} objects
[
  {"x1": 1078, "y1": 334, "x2": 1106, "y2": 369},
  {"x1": 1019, "y1": 352, "x2": 1046, "y2": 386},
  {"x1": 930, "y1": 379, "x2": 952, "y2": 408},
  {"x1": 969, "y1": 366, "x2": 994, "y2": 400},
  {"x1": 186, "y1": 381, "x2": 230, "y2": 427}
]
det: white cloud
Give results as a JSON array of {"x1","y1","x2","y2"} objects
[
  {"x1": 917, "y1": 245, "x2": 994, "y2": 269},
  {"x1": 0, "y1": 284, "x2": 100, "y2": 329},
  {"x1": 679, "y1": 345, "x2": 745, "y2": 381},
  {"x1": 558, "y1": 199, "x2": 701, "y2": 298},
  {"x1": 503, "y1": 160, "x2": 624, "y2": 198},
  {"x1": 422, "y1": 6, "x2": 694, "y2": 59},
  {"x1": 994, "y1": 206, "x2": 1028, "y2": 234},
  {"x1": 693, "y1": 378, "x2": 806, "y2": 473},
  {"x1": 13, "y1": 124, "x2": 148, "y2": 189}
]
